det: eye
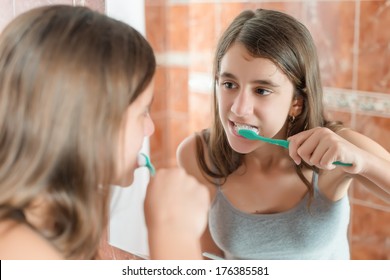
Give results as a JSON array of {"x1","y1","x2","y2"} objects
[
  {"x1": 221, "y1": 81, "x2": 237, "y2": 90},
  {"x1": 255, "y1": 88, "x2": 272, "y2": 96}
]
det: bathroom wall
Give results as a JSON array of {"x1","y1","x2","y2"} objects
[
  {"x1": 146, "y1": 0, "x2": 390, "y2": 259},
  {"x1": 1, "y1": 0, "x2": 389, "y2": 260}
]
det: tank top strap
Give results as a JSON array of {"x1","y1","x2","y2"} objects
[
  {"x1": 312, "y1": 171, "x2": 319, "y2": 189},
  {"x1": 215, "y1": 178, "x2": 223, "y2": 189}
]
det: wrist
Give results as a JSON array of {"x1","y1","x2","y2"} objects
[{"x1": 148, "y1": 226, "x2": 202, "y2": 260}]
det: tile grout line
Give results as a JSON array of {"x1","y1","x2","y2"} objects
[
  {"x1": 351, "y1": 0, "x2": 361, "y2": 129},
  {"x1": 350, "y1": 198, "x2": 390, "y2": 212}
]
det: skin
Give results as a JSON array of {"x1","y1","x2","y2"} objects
[
  {"x1": 0, "y1": 79, "x2": 210, "y2": 260},
  {"x1": 216, "y1": 43, "x2": 298, "y2": 154},
  {"x1": 114, "y1": 80, "x2": 155, "y2": 187},
  {"x1": 177, "y1": 42, "x2": 390, "y2": 258},
  {"x1": 117, "y1": 80, "x2": 210, "y2": 260}
]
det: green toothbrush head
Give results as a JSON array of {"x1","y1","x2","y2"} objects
[
  {"x1": 237, "y1": 128, "x2": 260, "y2": 140},
  {"x1": 237, "y1": 128, "x2": 290, "y2": 149},
  {"x1": 138, "y1": 152, "x2": 156, "y2": 176}
]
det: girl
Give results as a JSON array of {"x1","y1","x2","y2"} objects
[
  {"x1": 0, "y1": 5, "x2": 209, "y2": 259},
  {"x1": 178, "y1": 9, "x2": 390, "y2": 259}
]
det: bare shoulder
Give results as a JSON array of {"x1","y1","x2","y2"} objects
[
  {"x1": 177, "y1": 133, "x2": 217, "y2": 193},
  {"x1": 177, "y1": 133, "x2": 203, "y2": 178},
  {"x1": 0, "y1": 219, "x2": 63, "y2": 259},
  {"x1": 338, "y1": 128, "x2": 390, "y2": 160}
]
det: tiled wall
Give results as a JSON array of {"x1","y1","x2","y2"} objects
[
  {"x1": 146, "y1": 0, "x2": 390, "y2": 259},
  {"x1": 1, "y1": 0, "x2": 389, "y2": 260}
]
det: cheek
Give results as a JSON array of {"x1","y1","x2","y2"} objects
[
  {"x1": 114, "y1": 119, "x2": 144, "y2": 184},
  {"x1": 217, "y1": 91, "x2": 231, "y2": 115},
  {"x1": 258, "y1": 101, "x2": 290, "y2": 134},
  {"x1": 123, "y1": 120, "x2": 144, "y2": 160}
]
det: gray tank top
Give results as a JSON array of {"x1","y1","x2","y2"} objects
[{"x1": 209, "y1": 173, "x2": 350, "y2": 259}]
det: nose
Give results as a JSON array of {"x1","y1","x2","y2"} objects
[
  {"x1": 230, "y1": 89, "x2": 254, "y2": 117},
  {"x1": 144, "y1": 114, "x2": 155, "y2": 137}
]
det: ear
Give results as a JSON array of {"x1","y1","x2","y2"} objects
[{"x1": 289, "y1": 95, "x2": 303, "y2": 117}]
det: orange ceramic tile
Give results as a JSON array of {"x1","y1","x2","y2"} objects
[
  {"x1": 110, "y1": 245, "x2": 140, "y2": 260},
  {"x1": 14, "y1": 0, "x2": 72, "y2": 16},
  {"x1": 167, "y1": 67, "x2": 189, "y2": 113},
  {"x1": 354, "y1": 114, "x2": 390, "y2": 152},
  {"x1": 151, "y1": 66, "x2": 169, "y2": 114},
  {"x1": 350, "y1": 204, "x2": 390, "y2": 259},
  {"x1": 350, "y1": 238, "x2": 389, "y2": 260},
  {"x1": 189, "y1": 92, "x2": 212, "y2": 133},
  {"x1": 189, "y1": 3, "x2": 217, "y2": 52},
  {"x1": 351, "y1": 203, "x2": 390, "y2": 241},
  {"x1": 324, "y1": 110, "x2": 352, "y2": 128},
  {"x1": 145, "y1": 3, "x2": 167, "y2": 53},
  {"x1": 303, "y1": 1, "x2": 355, "y2": 89},
  {"x1": 145, "y1": 0, "x2": 166, "y2": 7},
  {"x1": 358, "y1": 1, "x2": 390, "y2": 93},
  {"x1": 167, "y1": 5, "x2": 189, "y2": 52},
  {"x1": 217, "y1": 2, "x2": 244, "y2": 35},
  {"x1": 352, "y1": 180, "x2": 390, "y2": 209},
  {"x1": 98, "y1": 239, "x2": 139, "y2": 260},
  {"x1": 0, "y1": 0, "x2": 13, "y2": 34},
  {"x1": 150, "y1": 115, "x2": 169, "y2": 168},
  {"x1": 249, "y1": 1, "x2": 303, "y2": 19},
  {"x1": 98, "y1": 229, "x2": 116, "y2": 259}
]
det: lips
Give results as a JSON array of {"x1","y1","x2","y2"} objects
[{"x1": 231, "y1": 121, "x2": 259, "y2": 135}]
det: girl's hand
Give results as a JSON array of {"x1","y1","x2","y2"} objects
[
  {"x1": 144, "y1": 168, "x2": 210, "y2": 240},
  {"x1": 287, "y1": 127, "x2": 365, "y2": 174}
]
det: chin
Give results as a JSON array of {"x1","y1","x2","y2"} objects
[
  {"x1": 223, "y1": 124, "x2": 257, "y2": 154},
  {"x1": 225, "y1": 135, "x2": 256, "y2": 154},
  {"x1": 230, "y1": 142, "x2": 256, "y2": 154}
]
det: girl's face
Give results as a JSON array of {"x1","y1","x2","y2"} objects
[
  {"x1": 216, "y1": 43, "x2": 296, "y2": 154},
  {"x1": 114, "y1": 80, "x2": 155, "y2": 186}
]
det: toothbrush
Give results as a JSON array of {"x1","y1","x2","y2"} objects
[
  {"x1": 238, "y1": 129, "x2": 352, "y2": 167},
  {"x1": 138, "y1": 152, "x2": 156, "y2": 176},
  {"x1": 202, "y1": 252, "x2": 225, "y2": 260}
]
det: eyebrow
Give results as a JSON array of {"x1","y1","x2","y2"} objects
[{"x1": 219, "y1": 72, "x2": 280, "y2": 87}]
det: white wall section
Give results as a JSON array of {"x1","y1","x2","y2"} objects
[{"x1": 106, "y1": 0, "x2": 150, "y2": 258}]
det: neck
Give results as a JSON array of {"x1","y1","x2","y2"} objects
[{"x1": 244, "y1": 146, "x2": 295, "y2": 173}]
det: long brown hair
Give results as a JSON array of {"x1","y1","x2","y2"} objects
[
  {"x1": 196, "y1": 9, "x2": 342, "y2": 199},
  {"x1": 0, "y1": 5, "x2": 156, "y2": 259}
]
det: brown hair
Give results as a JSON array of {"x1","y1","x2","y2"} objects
[
  {"x1": 0, "y1": 5, "x2": 156, "y2": 259},
  {"x1": 196, "y1": 9, "x2": 342, "y2": 199}
]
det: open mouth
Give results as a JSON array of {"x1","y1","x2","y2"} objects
[{"x1": 232, "y1": 121, "x2": 259, "y2": 135}]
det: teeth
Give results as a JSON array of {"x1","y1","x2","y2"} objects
[{"x1": 234, "y1": 122, "x2": 259, "y2": 135}]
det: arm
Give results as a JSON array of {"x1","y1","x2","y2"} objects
[
  {"x1": 0, "y1": 219, "x2": 63, "y2": 259},
  {"x1": 177, "y1": 134, "x2": 224, "y2": 259},
  {"x1": 144, "y1": 168, "x2": 209, "y2": 260},
  {"x1": 147, "y1": 223, "x2": 203, "y2": 260},
  {"x1": 338, "y1": 129, "x2": 390, "y2": 203},
  {"x1": 288, "y1": 127, "x2": 390, "y2": 203}
]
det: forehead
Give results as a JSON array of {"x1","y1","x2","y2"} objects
[
  {"x1": 220, "y1": 43, "x2": 288, "y2": 82},
  {"x1": 132, "y1": 79, "x2": 154, "y2": 106}
]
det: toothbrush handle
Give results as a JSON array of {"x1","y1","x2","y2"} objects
[{"x1": 332, "y1": 161, "x2": 353, "y2": 167}]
